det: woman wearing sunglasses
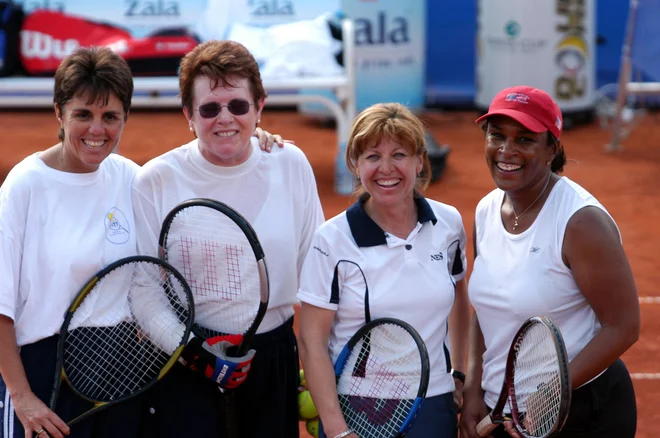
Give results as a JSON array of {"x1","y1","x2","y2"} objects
[{"x1": 132, "y1": 40, "x2": 325, "y2": 438}]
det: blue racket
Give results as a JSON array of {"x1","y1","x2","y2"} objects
[{"x1": 334, "y1": 317, "x2": 430, "y2": 438}]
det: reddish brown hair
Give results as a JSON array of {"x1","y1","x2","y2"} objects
[{"x1": 179, "y1": 40, "x2": 266, "y2": 114}]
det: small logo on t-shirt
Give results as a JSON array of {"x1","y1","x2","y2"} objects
[
  {"x1": 314, "y1": 246, "x2": 329, "y2": 257},
  {"x1": 530, "y1": 247, "x2": 542, "y2": 253},
  {"x1": 105, "y1": 207, "x2": 130, "y2": 244}
]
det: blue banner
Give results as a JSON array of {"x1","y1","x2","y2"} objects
[{"x1": 631, "y1": 0, "x2": 660, "y2": 81}]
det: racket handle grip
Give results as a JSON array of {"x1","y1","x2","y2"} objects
[{"x1": 476, "y1": 415, "x2": 498, "y2": 437}]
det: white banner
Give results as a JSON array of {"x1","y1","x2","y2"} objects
[
  {"x1": 342, "y1": 0, "x2": 426, "y2": 112},
  {"x1": 476, "y1": 0, "x2": 595, "y2": 111},
  {"x1": 15, "y1": 1, "x2": 340, "y2": 38}
]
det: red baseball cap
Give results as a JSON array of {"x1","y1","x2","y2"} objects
[{"x1": 475, "y1": 86, "x2": 563, "y2": 139}]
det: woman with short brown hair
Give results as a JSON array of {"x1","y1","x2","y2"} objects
[
  {"x1": 0, "y1": 46, "x2": 140, "y2": 438},
  {"x1": 133, "y1": 39, "x2": 325, "y2": 438}
]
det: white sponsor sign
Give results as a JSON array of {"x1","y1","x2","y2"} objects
[
  {"x1": 15, "y1": 1, "x2": 339, "y2": 38},
  {"x1": 343, "y1": 0, "x2": 426, "y2": 112},
  {"x1": 476, "y1": 0, "x2": 595, "y2": 111}
]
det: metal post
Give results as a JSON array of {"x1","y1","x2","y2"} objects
[{"x1": 607, "y1": 0, "x2": 639, "y2": 151}]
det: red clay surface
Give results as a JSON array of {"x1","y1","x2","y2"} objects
[{"x1": 1, "y1": 108, "x2": 658, "y2": 437}]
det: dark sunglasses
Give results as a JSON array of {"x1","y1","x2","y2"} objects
[{"x1": 195, "y1": 99, "x2": 255, "y2": 118}]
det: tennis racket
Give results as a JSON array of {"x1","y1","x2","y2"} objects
[
  {"x1": 334, "y1": 317, "x2": 430, "y2": 438},
  {"x1": 477, "y1": 316, "x2": 571, "y2": 438},
  {"x1": 159, "y1": 198, "x2": 270, "y2": 437},
  {"x1": 49, "y1": 255, "x2": 194, "y2": 429}
]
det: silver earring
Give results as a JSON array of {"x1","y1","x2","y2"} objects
[{"x1": 189, "y1": 126, "x2": 194, "y2": 132}]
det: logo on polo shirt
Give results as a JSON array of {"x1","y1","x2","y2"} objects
[
  {"x1": 314, "y1": 246, "x2": 329, "y2": 257},
  {"x1": 430, "y1": 252, "x2": 443, "y2": 261}
]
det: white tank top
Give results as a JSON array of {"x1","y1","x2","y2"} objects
[{"x1": 468, "y1": 176, "x2": 617, "y2": 408}]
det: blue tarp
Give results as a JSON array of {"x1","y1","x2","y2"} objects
[{"x1": 631, "y1": 0, "x2": 660, "y2": 81}]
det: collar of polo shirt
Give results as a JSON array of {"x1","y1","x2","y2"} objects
[{"x1": 346, "y1": 194, "x2": 438, "y2": 247}]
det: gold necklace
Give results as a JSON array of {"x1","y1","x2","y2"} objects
[{"x1": 510, "y1": 173, "x2": 552, "y2": 231}]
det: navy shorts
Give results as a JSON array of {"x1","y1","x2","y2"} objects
[
  {"x1": 0, "y1": 335, "x2": 143, "y2": 438},
  {"x1": 319, "y1": 392, "x2": 458, "y2": 438},
  {"x1": 235, "y1": 316, "x2": 300, "y2": 438},
  {"x1": 489, "y1": 359, "x2": 637, "y2": 438},
  {"x1": 140, "y1": 316, "x2": 300, "y2": 438}
]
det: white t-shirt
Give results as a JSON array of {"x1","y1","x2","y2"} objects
[
  {"x1": 132, "y1": 138, "x2": 324, "y2": 332},
  {"x1": 0, "y1": 153, "x2": 139, "y2": 346},
  {"x1": 468, "y1": 176, "x2": 615, "y2": 408},
  {"x1": 297, "y1": 196, "x2": 468, "y2": 397}
]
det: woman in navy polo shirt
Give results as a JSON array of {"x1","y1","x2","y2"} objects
[{"x1": 297, "y1": 102, "x2": 470, "y2": 438}]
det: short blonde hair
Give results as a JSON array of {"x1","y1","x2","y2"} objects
[{"x1": 346, "y1": 103, "x2": 431, "y2": 195}]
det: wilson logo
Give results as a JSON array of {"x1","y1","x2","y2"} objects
[{"x1": 21, "y1": 30, "x2": 79, "y2": 60}]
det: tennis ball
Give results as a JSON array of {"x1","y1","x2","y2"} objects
[
  {"x1": 306, "y1": 418, "x2": 319, "y2": 438},
  {"x1": 298, "y1": 390, "x2": 318, "y2": 420},
  {"x1": 299, "y1": 369, "x2": 307, "y2": 388}
]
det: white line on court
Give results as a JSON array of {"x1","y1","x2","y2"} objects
[
  {"x1": 631, "y1": 373, "x2": 660, "y2": 380},
  {"x1": 639, "y1": 297, "x2": 660, "y2": 304}
]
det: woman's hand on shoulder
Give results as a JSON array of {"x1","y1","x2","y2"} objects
[
  {"x1": 254, "y1": 127, "x2": 295, "y2": 152},
  {"x1": 12, "y1": 390, "x2": 69, "y2": 438}
]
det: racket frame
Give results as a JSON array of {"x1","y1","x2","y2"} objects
[
  {"x1": 159, "y1": 198, "x2": 271, "y2": 438},
  {"x1": 334, "y1": 317, "x2": 430, "y2": 437},
  {"x1": 50, "y1": 255, "x2": 195, "y2": 426},
  {"x1": 159, "y1": 197, "x2": 270, "y2": 350},
  {"x1": 477, "y1": 316, "x2": 572, "y2": 438}
]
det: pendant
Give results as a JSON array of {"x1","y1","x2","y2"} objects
[{"x1": 513, "y1": 216, "x2": 519, "y2": 230}]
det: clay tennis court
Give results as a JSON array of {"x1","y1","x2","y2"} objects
[{"x1": 0, "y1": 107, "x2": 657, "y2": 437}]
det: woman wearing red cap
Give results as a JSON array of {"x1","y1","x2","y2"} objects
[{"x1": 460, "y1": 86, "x2": 639, "y2": 438}]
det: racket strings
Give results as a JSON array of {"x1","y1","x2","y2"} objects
[
  {"x1": 165, "y1": 207, "x2": 260, "y2": 335},
  {"x1": 63, "y1": 261, "x2": 191, "y2": 402},
  {"x1": 511, "y1": 323, "x2": 564, "y2": 437},
  {"x1": 65, "y1": 325, "x2": 160, "y2": 399},
  {"x1": 337, "y1": 323, "x2": 422, "y2": 438}
]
